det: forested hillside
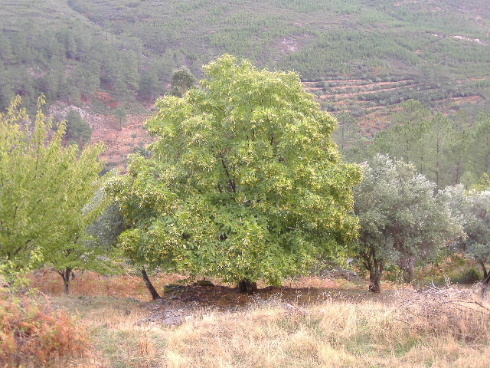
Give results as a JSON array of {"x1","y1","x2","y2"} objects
[
  {"x1": 1, "y1": 5, "x2": 490, "y2": 366},
  {"x1": 1, "y1": 0, "x2": 488, "y2": 111},
  {"x1": 0, "y1": 0, "x2": 489, "y2": 169}
]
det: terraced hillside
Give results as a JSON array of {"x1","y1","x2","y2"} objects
[
  {"x1": 1, "y1": 0, "x2": 488, "y2": 107},
  {"x1": 306, "y1": 73, "x2": 489, "y2": 136}
]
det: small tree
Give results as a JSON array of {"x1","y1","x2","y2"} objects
[
  {"x1": 114, "y1": 106, "x2": 127, "y2": 130},
  {"x1": 169, "y1": 66, "x2": 196, "y2": 97},
  {"x1": 0, "y1": 97, "x2": 106, "y2": 286},
  {"x1": 108, "y1": 55, "x2": 362, "y2": 294},
  {"x1": 65, "y1": 109, "x2": 92, "y2": 145},
  {"x1": 354, "y1": 155, "x2": 461, "y2": 292},
  {"x1": 45, "y1": 189, "x2": 120, "y2": 294},
  {"x1": 442, "y1": 185, "x2": 490, "y2": 279}
]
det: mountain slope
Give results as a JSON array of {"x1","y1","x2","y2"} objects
[
  {"x1": 1, "y1": 0, "x2": 488, "y2": 106},
  {"x1": 0, "y1": 0, "x2": 489, "y2": 168}
]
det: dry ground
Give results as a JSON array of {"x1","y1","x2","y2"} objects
[{"x1": 22, "y1": 271, "x2": 490, "y2": 368}]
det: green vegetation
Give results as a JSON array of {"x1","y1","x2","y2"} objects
[
  {"x1": 169, "y1": 67, "x2": 197, "y2": 97},
  {"x1": 0, "y1": 0, "x2": 489, "y2": 359},
  {"x1": 351, "y1": 101, "x2": 490, "y2": 189},
  {"x1": 0, "y1": 0, "x2": 488, "y2": 117},
  {"x1": 65, "y1": 109, "x2": 92, "y2": 145},
  {"x1": 108, "y1": 55, "x2": 362, "y2": 292},
  {"x1": 0, "y1": 97, "x2": 107, "y2": 290},
  {"x1": 354, "y1": 155, "x2": 462, "y2": 292},
  {"x1": 442, "y1": 185, "x2": 490, "y2": 279}
]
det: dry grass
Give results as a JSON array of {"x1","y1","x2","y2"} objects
[
  {"x1": 160, "y1": 292, "x2": 489, "y2": 368},
  {"x1": 47, "y1": 295, "x2": 167, "y2": 368},
  {"x1": 8, "y1": 271, "x2": 490, "y2": 367},
  {"x1": 87, "y1": 307, "x2": 165, "y2": 368},
  {"x1": 282, "y1": 276, "x2": 361, "y2": 289},
  {"x1": 28, "y1": 269, "x2": 188, "y2": 300}
]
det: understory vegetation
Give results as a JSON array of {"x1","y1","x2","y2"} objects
[
  {"x1": 2, "y1": 273, "x2": 489, "y2": 368},
  {"x1": 0, "y1": 289, "x2": 90, "y2": 367}
]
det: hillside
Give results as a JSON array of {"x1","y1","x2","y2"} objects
[{"x1": 0, "y1": 0, "x2": 489, "y2": 168}]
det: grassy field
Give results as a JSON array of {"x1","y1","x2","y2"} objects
[{"x1": 3, "y1": 272, "x2": 489, "y2": 367}]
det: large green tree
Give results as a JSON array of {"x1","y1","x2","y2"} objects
[
  {"x1": 0, "y1": 97, "x2": 106, "y2": 285},
  {"x1": 354, "y1": 154, "x2": 461, "y2": 292},
  {"x1": 109, "y1": 55, "x2": 362, "y2": 293}
]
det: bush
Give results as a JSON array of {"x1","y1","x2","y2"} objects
[
  {"x1": 452, "y1": 268, "x2": 482, "y2": 284},
  {"x1": 0, "y1": 290, "x2": 90, "y2": 367}
]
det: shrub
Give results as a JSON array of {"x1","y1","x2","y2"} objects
[
  {"x1": 0, "y1": 290, "x2": 90, "y2": 367},
  {"x1": 452, "y1": 268, "x2": 482, "y2": 284}
]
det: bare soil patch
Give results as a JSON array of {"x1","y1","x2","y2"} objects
[{"x1": 142, "y1": 283, "x2": 410, "y2": 325}]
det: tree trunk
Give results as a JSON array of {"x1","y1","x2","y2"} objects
[
  {"x1": 141, "y1": 269, "x2": 161, "y2": 300},
  {"x1": 484, "y1": 272, "x2": 490, "y2": 285},
  {"x1": 368, "y1": 261, "x2": 384, "y2": 293},
  {"x1": 480, "y1": 270, "x2": 490, "y2": 301},
  {"x1": 478, "y1": 261, "x2": 488, "y2": 280},
  {"x1": 361, "y1": 243, "x2": 384, "y2": 293},
  {"x1": 399, "y1": 256, "x2": 416, "y2": 284},
  {"x1": 58, "y1": 267, "x2": 73, "y2": 295},
  {"x1": 238, "y1": 279, "x2": 257, "y2": 294}
]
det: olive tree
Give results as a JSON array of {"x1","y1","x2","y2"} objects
[
  {"x1": 354, "y1": 154, "x2": 461, "y2": 292},
  {"x1": 108, "y1": 55, "x2": 362, "y2": 294},
  {"x1": 441, "y1": 185, "x2": 490, "y2": 279}
]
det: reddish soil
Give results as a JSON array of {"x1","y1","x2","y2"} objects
[
  {"x1": 57, "y1": 72, "x2": 487, "y2": 170},
  {"x1": 90, "y1": 114, "x2": 152, "y2": 173},
  {"x1": 49, "y1": 102, "x2": 153, "y2": 172}
]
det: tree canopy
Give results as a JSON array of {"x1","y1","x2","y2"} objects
[
  {"x1": 0, "y1": 97, "x2": 106, "y2": 281},
  {"x1": 442, "y1": 185, "x2": 490, "y2": 279},
  {"x1": 109, "y1": 55, "x2": 362, "y2": 291},
  {"x1": 354, "y1": 154, "x2": 461, "y2": 292}
]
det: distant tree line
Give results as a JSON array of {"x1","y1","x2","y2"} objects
[
  {"x1": 338, "y1": 100, "x2": 490, "y2": 190},
  {"x1": 1, "y1": 0, "x2": 489, "y2": 116}
]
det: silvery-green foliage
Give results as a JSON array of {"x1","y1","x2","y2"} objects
[
  {"x1": 442, "y1": 185, "x2": 490, "y2": 277},
  {"x1": 355, "y1": 154, "x2": 462, "y2": 290}
]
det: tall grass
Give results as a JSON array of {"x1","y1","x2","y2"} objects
[
  {"x1": 161, "y1": 291, "x2": 489, "y2": 367},
  {"x1": 9, "y1": 271, "x2": 490, "y2": 367}
]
